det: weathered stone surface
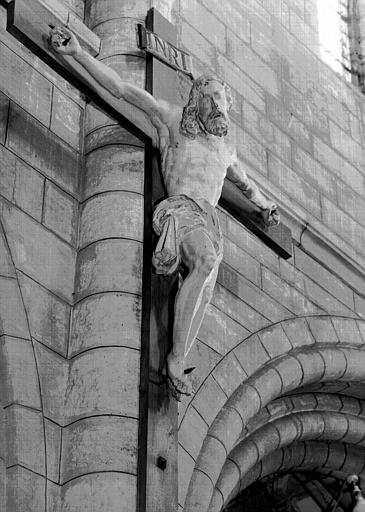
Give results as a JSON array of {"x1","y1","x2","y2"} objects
[
  {"x1": 178, "y1": 445, "x2": 195, "y2": 508},
  {"x1": 0, "y1": 91, "x2": 9, "y2": 144},
  {"x1": 181, "y1": 0, "x2": 226, "y2": 49},
  {"x1": 64, "y1": 347, "x2": 140, "y2": 421},
  {"x1": 0, "y1": 276, "x2": 29, "y2": 338},
  {"x1": 197, "y1": 303, "x2": 250, "y2": 355},
  {"x1": 61, "y1": 416, "x2": 138, "y2": 482},
  {"x1": 75, "y1": 239, "x2": 142, "y2": 300},
  {"x1": 307, "y1": 317, "x2": 338, "y2": 344},
  {"x1": 84, "y1": 145, "x2": 144, "y2": 198},
  {"x1": 179, "y1": 406, "x2": 208, "y2": 460},
  {"x1": 45, "y1": 418, "x2": 61, "y2": 483},
  {"x1": 85, "y1": 0, "x2": 150, "y2": 27},
  {"x1": 43, "y1": 181, "x2": 78, "y2": 245},
  {"x1": 0, "y1": 226, "x2": 15, "y2": 278},
  {"x1": 6, "y1": 466, "x2": 45, "y2": 512},
  {"x1": 209, "y1": 405, "x2": 243, "y2": 453},
  {"x1": 0, "y1": 42, "x2": 52, "y2": 126},
  {"x1": 79, "y1": 191, "x2": 143, "y2": 248},
  {"x1": 62, "y1": 472, "x2": 137, "y2": 512},
  {"x1": 193, "y1": 375, "x2": 227, "y2": 426},
  {"x1": 95, "y1": 18, "x2": 145, "y2": 59},
  {"x1": 281, "y1": 318, "x2": 315, "y2": 348},
  {"x1": 7, "y1": 103, "x2": 80, "y2": 195},
  {"x1": 332, "y1": 317, "x2": 364, "y2": 346},
  {"x1": 1, "y1": 202, "x2": 76, "y2": 301},
  {"x1": 212, "y1": 352, "x2": 247, "y2": 397},
  {"x1": 274, "y1": 356, "x2": 303, "y2": 392},
  {"x1": 50, "y1": 87, "x2": 82, "y2": 150},
  {"x1": 0, "y1": 336, "x2": 40, "y2": 408},
  {"x1": 0, "y1": 144, "x2": 44, "y2": 221},
  {"x1": 18, "y1": 272, "x2": 70, "y2": 356},
  {"x1": 234, "y1": 335, "x2": 269, "y2": 377},
  {"x1": 196, "y1": 435, "x2": 226, "y2": 484},
  {"x1": 258, "y1": 324, "x2": 292, "y2": 358},
  {"x1": 7, "y1": 405, "x2": 45, "y2": 474},
  {"x1": 223, "y1": 237, "x2": 261, "y2": 286},
  {"x1": 70, "y1": 292, "x2": 141, "y2": 356}
]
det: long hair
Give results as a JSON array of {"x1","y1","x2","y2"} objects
[{"x1": 179, "y1": 75, "x2": 233, "y2": 139}]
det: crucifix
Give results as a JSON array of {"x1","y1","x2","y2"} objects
[{"x1": 3, "y1": 2, "x2": 291, "y2": 510}]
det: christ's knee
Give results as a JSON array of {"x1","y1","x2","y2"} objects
[{"x1": 193, "y1": 253, "x2": 217, "y2": 279}]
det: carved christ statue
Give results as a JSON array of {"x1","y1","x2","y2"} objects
[{"x1": 49, "y1": 27, "x2": 279, "y2": 401}]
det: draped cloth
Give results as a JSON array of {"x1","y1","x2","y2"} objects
[{"x1": 152, "y1": 195, "x2": 223, "y2": 275}]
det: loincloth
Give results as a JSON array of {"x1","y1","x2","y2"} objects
[{"x1": 152, "y1": 195, "x2": 223, "y2": 275}]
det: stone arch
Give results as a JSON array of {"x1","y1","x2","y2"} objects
[
  {"x1": 0, "y1": 220, "x2": 46, "y2": 511},
  {"x1": 179, "y1": 315, "x2": 365, "y2": 511}
]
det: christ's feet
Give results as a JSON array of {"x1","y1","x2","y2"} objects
[{"x1": 166, "y1": 354, "x2": 193, "y2": 401}]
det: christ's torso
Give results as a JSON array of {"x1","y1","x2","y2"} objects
[{"x1": 161, "y1": 128, "x2": 233, "y2": 207}]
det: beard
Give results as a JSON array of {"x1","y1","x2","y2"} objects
[{"x1": 203, "y1": 110, "x2": 229, "y2": 137}]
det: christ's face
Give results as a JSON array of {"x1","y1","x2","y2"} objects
[{"x1": 198, "y1": 80, "x2": 230, "y2": 137}]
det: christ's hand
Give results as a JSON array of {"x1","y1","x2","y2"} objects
[{"x1": 49, "y1": 27, "x2": 81, "y2": 57}]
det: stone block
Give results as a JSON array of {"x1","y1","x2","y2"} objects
[
  {"x1": 62, "y1": 473, "x2": 137, "y2": 512},
  {"x1": 274, "y1": 356, "x2": 303, "y2": 392},
  {"x1": 1, "y1": 202, "x2": 76, "y2": 302},
  {"x1": 212, "y1": 353, "x2": 247, "y2": 397},
  {"x1": 179, "y1": 406, "x2": 208, "y2": 460},
  {"x1": 262, "y1": 267, "x2": 321, "y2": 315},
  {"x1": 313, "y1": 136, "x2": 365, "y2": 193},
  {"x1": 295, "y1": 351, "x2": 325, "y2": 383},
  {"x1": 329, "y1": 120, "x2": 363, "y2": 171},
  {"x1": 230, "y1": 439, "x2": 259, "y2": 484},
  {"x1": 0, "y1": 144, "x2": 44, "y2": 221},
  {"x1": 85, "y1": 0, "x2": 150, "y2": 27},
  {"x1": 218, "y1": 263, "x2": 292, "y2": 323},
  {"x1": 319, "y1": 412, "x2": 348, "y2": 441},
  {"x1": 184, "y1": 469, "x2": 215, "y2": 511},
  {"x1": 319, "y1": 348, "x2": 347, "y2": 380},
  {"x1": 251, "y1": 366, "x2": 282, "y2": 406},
  {"x1": 282, "y1": 318, "x2": 315, "y2": 348},
  {"x1": 178, "y1": 445, "x2": 195, "y2": 508},
  {"x1": 43, "y1": 181, "x2": 78, "y2": 245},
  {"x1": 307, "y1": 317, "x2": 338, "y2": 345},
  {"x1": 225, "y1": 215, "x2": 280, "y2": 273},
  {"x1": 337, "y1": 181, "x2": 365, "y2": 228},
  {"x1": 212, "y1": 283, "x2": 269, "y2": 333},
  {"x1": 45, "y1": 418, "x2": 61, "y2": 483},
  {"x1": 0, "y1": 226, "x2": 15, "y2": 278},
  {"x1": 96, "y1": 18, "x2": 145, "y2": 59},
  {"x1": 64, "y1": 347, "x2": 140, "y2": 422},
  {"x1": 84, "y1": 145, "x2": 144, "y2": 199},
  {"x1": 50, "y1": 87, "x2": 82, "y2": 150},
  {"x1": 7, "y1": 103, "x2": 80, "y2": 195},
  {"x1": 242, "y1": 100, "x2": 291, "y2": 165},
  {"x1": 292, "y1": 144, "x2": 337, "y2": 201},
  {"x1": 193, "y1": 375, "x2": 227, "y2": 426},
  {"x1": 266, "y1": 94, "x2": 312, "y2": 153},
  {"x1": 231, "y1": 382, "x2": 261, "y2": 426},
  {"x1": 75, "y1": 239, "x2": 142, "y2": 300},
  {"x1": 340, "y1": 349, "x2": 365, "y2": 381},
  {"x1": 209, "y1": 406, "x2": 243, "y2": 453},
  {"x1": 197, "y1": 304, "x2": 250, "y2": 355},
  {"x1": 251, "y1": 423, "x2": 281, "y2": 459},
  {"x1": 181, "y1": 0, "x2": 226, "y2": 49},
  {"x1": 6, "y1": 466, "x2": 45, "y2": 512},
  {"x1": 234, "y1": 335, "x2": 269, "y2": 376},
  {"x1": 303, "y1": 277, "x2": 354, "y2": 316},
  {"x1": 216, "y1": 53, "x2": 266, "y2": 113},
  {"x1": 85, "y1": 124, "x2": 143, "y2": 154},
  {"x1": 7, "y1": 405, "x2": 45, "y2": 474},
  {"x1": 355, "y1": 294, "x2": 365, "y2": 319},
  {"x1": 268, "y1": 153, "x2": 321, "y2": 218},
  {"x1": 232, "y1": 124, "x2": 268, "y2": 176},
  {"x1": 80, "y1": 192, "x2": 143, "y2": 248},
  {"x1": 183, "y1": 339, "x2": 221, "y2": 398},
  {"x1": 258, "y1": 324, "x2": 292, "y2": 358},
  {"x1": 294, "y1": 247, "x2": 354, "y2": 309},
  {"x1": 0, "y1": 336, "x2": 40, "y2": 408},
  {"x1": 70, "y1": 292, "x2": 141, "y2": 356},
  {"x1": 33, "y1": 342, "x2": 68, "y2": 424},
  {"x1": 0, "y1": 276, "x2": 28, "y2": 338},
  {"x1": 223, "y1": 238, "x2": 261, "y2": 286},
  {"x1": 181, "y1": 22, "x2": 218, "y2": 72},
  {"x1": 332, "y1": 318, "x2": 363, "y2": 346},
  {"x1": 0, "y1": 42, "x2": 52, "y2": 126},
  {"x1": 18, "y1": 272, "x2": 70, "y2": 356},
  {"x1": 0, "y1": 91, "x2": 9, "y2": 144},
  {"x1": 196, "y1": 435, "x2": 226, "y2": 484},
  {"x1": 61, "y1": 416, "x2": 138, "y2": 483}
]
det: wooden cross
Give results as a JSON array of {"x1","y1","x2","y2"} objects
[{"x1": 3, "y1": 2, "x2": 292, "y2": 511}]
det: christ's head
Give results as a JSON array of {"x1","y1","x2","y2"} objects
[{"x1": 180, "y1": 76, "x2": 232, "y2": 138}]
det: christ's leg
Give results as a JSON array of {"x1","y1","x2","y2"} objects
[{"x1": 166, "y1": 229, "x2": 219, "y2": 400}]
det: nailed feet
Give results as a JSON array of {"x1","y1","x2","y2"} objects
[{"x1": 165, "y1": 353, "x2": 194, "y2": 401}]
